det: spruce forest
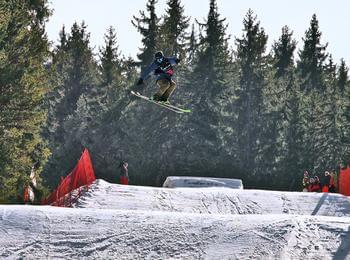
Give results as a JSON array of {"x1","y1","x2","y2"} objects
[{"x1": 1, "y1": 0, "x2": 350, "y2": 203}]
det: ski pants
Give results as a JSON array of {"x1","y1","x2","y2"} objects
[
  {"x1": 120, "y1": 176, "x2": 129, "y2": 185},
  {"x1": 155, "y1": 78, "x2": 176, "y2": 99}
]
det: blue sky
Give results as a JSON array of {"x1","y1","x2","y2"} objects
[{"x1": 46, "y1": 0, "x2": 350, "y2": 64}]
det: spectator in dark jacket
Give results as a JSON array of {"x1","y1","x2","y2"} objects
[
  {"x1": 119, "y1": 161, "x2": 129, "y2": 185},
  {"x1": 322, "y1": 171, "x2": 331, "y2": 192},
  {"x1": 329, "y1": 170, "x2": 336, "y2": 193}
]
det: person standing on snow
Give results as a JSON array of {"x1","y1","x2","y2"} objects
[
  {"x1": 119, "y1": 161, "x2": 129, "y2": 185},
  {"x1": 329, "y1": 170, "x2": 336, "y2": 192},
  {"x1": 321, "y1": 171, "x2": 331, "y2": 192},
  {"x1": 310, "y1": 176, "x2": 321, "y2": 192},
  {"x1": 136, "y1": 51, "x2": 180, "y2": 103},
  {"x1": 302, "y1": 171, "x2": 310, "y2": 192}
]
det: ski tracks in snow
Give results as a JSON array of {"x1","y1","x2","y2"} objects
[{"x1": 151, "y1": 187, "x2": 263, "y2": 215}]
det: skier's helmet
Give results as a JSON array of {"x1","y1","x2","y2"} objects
[{"x1": 155, "y1": 51, "x2": 164, "y2": 64}]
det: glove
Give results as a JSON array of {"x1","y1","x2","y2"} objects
[
  {"x1": 136, "y1": 78, "x2": 143, "y2": 86},
  {"x1": 175, "y1": 58, "x2": 180, "y2": 64}
]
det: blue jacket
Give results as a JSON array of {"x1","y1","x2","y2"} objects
[{"x1": 140, "y1": 57, "x2": 179, "y2": 81}]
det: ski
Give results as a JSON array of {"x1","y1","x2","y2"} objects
[
  {"x1": 131, "y1": 91, "x2": 191, "y2": 114},
  {"x1": 158, "y1": 99, "x2": 192, "y2": 113},
  {"x1": 131, "y1": 91, "x2": 183, "y2": 113}
]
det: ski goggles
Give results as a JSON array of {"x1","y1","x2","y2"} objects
[{"x1": 156, "y1": 57, "x2": 163, "y2": 63}]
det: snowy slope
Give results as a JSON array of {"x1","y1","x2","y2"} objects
[{"x1": 1, "y1": 179, "x2": 350, "y2": 259}]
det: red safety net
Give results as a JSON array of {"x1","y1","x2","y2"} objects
[
  {"x1": 339, "y1": 166, "x2": 350, "y2": 196},
  {"x1": 42, "y1": 148, "x2": 96, "y2": 206}
]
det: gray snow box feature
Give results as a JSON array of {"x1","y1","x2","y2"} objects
[{"x1": 163, "y1": 176, "x2": 243, "y2": 189}]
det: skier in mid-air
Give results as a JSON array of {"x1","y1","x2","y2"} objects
[{"x1": 136, "y1": 51, "x2": 180, "y2": 103}]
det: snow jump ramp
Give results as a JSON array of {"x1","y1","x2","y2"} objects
[{"x1": 1, "y1": 179, "x2": 350, "y2": 259}]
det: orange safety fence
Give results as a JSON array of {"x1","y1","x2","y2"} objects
[
  {"x1": 42, "y1": 148, "x2": 96, "y2": 206},
  {"x1": 339, "y1": 166, "x2": 350, "y2": 196}
]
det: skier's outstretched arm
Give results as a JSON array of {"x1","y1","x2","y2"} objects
[{"x1": 136, "y1": 62, "x2": 158, "y2": 85}]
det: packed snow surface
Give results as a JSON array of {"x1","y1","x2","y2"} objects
[{"x1": 1, "y1": 179, "x2": 350, "y2": 259}]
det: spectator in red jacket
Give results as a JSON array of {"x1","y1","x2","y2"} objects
[{"x1": 309, "y1": 176, "x2": 321, "y2": 192}]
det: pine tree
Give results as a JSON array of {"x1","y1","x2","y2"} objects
[
  {"x1": 234, "y1": 9, "x2": 268, "y2": 180},
  {"x1": 272, "y1": 26, "x2": 297, "y2": 78},
  {"x1": 337, "y1": 59, "x2": 350, "y2": 160},
  {"x1": 100, "y1": 27, "x2": 122, "y2": 85},
  {"x1": 313, "y1": 56, "x2": 341, "y2": 172},
  {"x1": 132, "y1": 0, "x2": 160, "y2": 70},
  {"x1": 43, "y1": 22, "x2": 99, "y2": 188},
  {"x1": 181, "y1": 23, "x2": 199, "y2": 96},
  {"x1": 99, "y1": 26, "x2": 123, "y2": 106},
  {"x1": 0, "y1": 0, "x2": 51, "y2": 202},
  {"x1": 258, "y1": 71, "x2": 285, "y2": 187},
  {"x1": 155, "y1": 0, "x2": 236, "y2": 181},
  {"x1": 186, "y1": 24, "x2": 198, "y2": 65},
  {"x1": 44, "y1": 25, "x2": 69, "y2": 142},
  {"x1": 337, "y1": 59, "x2": 349, "y2": 94},
  {"x1": 270, "y1": 25, "x2": 301, "y2": 188},
  {"x1": 282, "y1": 74, "x2": 304, "y2": 189},
  {"x1": 296, "y1": 14, "x2": 328, "y2": 177},
  {"x1": 54, "y1": 25, "x2": 68, "y2": 63},
  {"x1": 297, "y1": 14, "x2": 328, "y2": 92},
  {"x1": 195, "y1": 0, "x2": 231, "y2": 96},
  {"x1": 159, "y1": 0, "x2": 189, "y2": 57},
  {"x1": 340, "y1": 62, "x2": 350, "y2": 160},
  {"x1": 56, "y1": 22, "x2": 98, "y2": 119}
]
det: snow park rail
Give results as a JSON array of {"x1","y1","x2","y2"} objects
[{"x1": 42, "y1": 148, "x2": 96, "y2": 207}]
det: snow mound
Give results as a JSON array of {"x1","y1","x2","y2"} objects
[
  {"x1": 74, "y1": 179, "x2": 350, "y2": 217},
  {"x1": 2, "y1": 179, "x2": 350, "y2": 259},
  {"x1": 162, "y1": 176, "x2": 243, "y2": 189}
]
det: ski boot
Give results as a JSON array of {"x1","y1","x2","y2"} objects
[
  {"x1": 149, "y1": 94, "x2": 161, "y2": 102},
  {"x1": 158, "y1": 96, "x2": 171, "y2": 105}
]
